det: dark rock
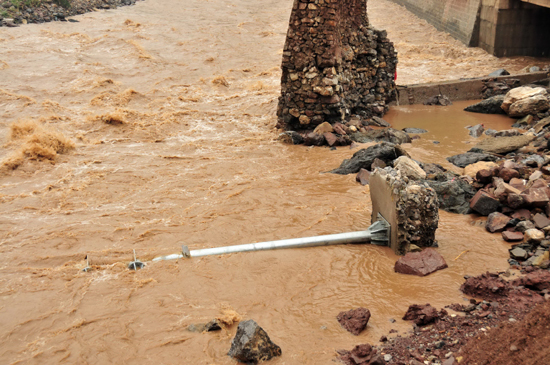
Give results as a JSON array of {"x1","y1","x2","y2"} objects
[
  {"x1": 394, "y1": 248, "x2": 448, "y2": 276},
  {"x1": 424, "y1": 178, "x2": 476, "y2": 214},
  {"x1": 467, "y1": 124, "x2": 485, "y2": 137},
  {"x1": 507, "y1": 193, "x2": 525, "y2": 209},
  {"x1": 337, "y1": 307, "x2": 371, "y2": 336},
  {"x1": 533, "y1": 213, "x2": 550, "y2": 228},
  {"x1": 369, "y1": 116, "x2": 391, "y2": 127},
  {"x1": 403, "y1": 127, "x2": 427, "y2": 134},
  {"x1": 303, "y1": 132, "x2": 325, "y2": 146},
  {"x1": 488, "y1": 69, "x2": 510, "y2": 77},
  {"x1": 356, "y1": 168, "x2": 371, "y2": 185},
  {"x1": 421, "y1": 162, "x2": 446, "y2": 175},
  {"x1": 330, "y1": 142, "x2": 409, "y2": 175},
  {"x1": 510, "y1": 247, "x2": 528, "y2": 260},
  {"x1": 470, "y1": 190, "x2": 500, "y2": 216},
  {"x1": 465, "y1": 95, "x2": 506, "y2": 114},
  {"x1": 228, "y1": 320, "x2": 281, "y2": 364},
  {"x1": 278, "y1": 131, "x2": 303, "y2": 145},
  {"x1": 486, "y1": 212, "x2": 511, "y2": 233},
  {"x1": 476, "y1": 169, "x2": 494, "y2": 184},
  {"x1": 446, "y1": 152, "x2": 499, "y2": 168},
  {"x1": 424, "y1": 94, "x2": 452, "y2": 106},
  {"x1": 502, "y1": 231, "x2": 524, "y2": 242},
  {"x1": 402, "y1": 304, "x2": 439, "y2": 326}
]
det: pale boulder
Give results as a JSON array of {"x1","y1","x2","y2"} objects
[
  {"x1": 508, "y1": 94, "x2": 550, "y2": 118},
  {"x1": 394, "y1": 156, "x2": 426, "y2": 180},
  {"x1": 501, "y1": 87, "x2": 547, "y2": 113}
]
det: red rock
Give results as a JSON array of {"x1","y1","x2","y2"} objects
[
  {"x1": 521, "y1": 187, "x2": 550, "y2": 207},
  {"x1": 402, "y1": 304, "x2": 439, "y2": 326},
  {"x1": 486, "y1": 212, "x2": 511, "y2": 233},
  {"x1": 370, "y1": 158, "x2": 386, "y2": 170},
  {"x1": 476, "y1": 169, "x2": 493, "y2": 184},
  {"x1": 502, "y1": 231, "x2": 524, "y2": 242},
  {"x1": 323, "y1": 132, "x2": 338, "y2": 146},
  {"x1": 333, "y1": 123, "x2": 347, "y2": 135},
  {"x1": 511, "y1": 209, "x2": 531, "y2": 220},
  {"x1": 394, "y1": 248, "x2": 448, "y2": 276},
  {"x1": 512, "y1": 271, "x2": 550, "y2": 291},
  {"x1": 498, "y1": 167, "x2": 520, "y2": 182},
  {"x1": 470, "y1": 190, "x2": 500, "y2": 216},
  {"x1": 533, "y1": 213, "x2": 550, "y2": 229},
  {"x1": 355, "y1": 168, "x2": 371, "y2": 186},
  {"x1": 337, "y1": 307, "x2": 371, "y2": 336}
]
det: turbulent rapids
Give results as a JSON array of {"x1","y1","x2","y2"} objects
[{"x1": 0, "y1": 0, "x2": 549, "y2": 364}]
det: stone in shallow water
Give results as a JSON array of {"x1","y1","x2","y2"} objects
[
  {"x1": 486, "y1": 212, "x2": 511, "y2": 233},
  {"x1": 402, "y1": 303, "x2": 439, "y2": 326},
  {"x1": 337, "y1": 307, "x2": 371, "y2": 336},
  {"x1": 464, "y1": 95, "x2": 506, "y2": 114},
  {"x1": 228, "y1": 320, "x2": 281, "y2": 364},
  {"x1": 394, "y1": 248, "x2": 448, "y2": 276},
  {"x1": 403, "y1": 127, "x2": 427, "y2": 134}
]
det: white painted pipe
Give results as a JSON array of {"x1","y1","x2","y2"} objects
[{"x1": 152, "y1": 214, "x2": 390, "y2": 261}]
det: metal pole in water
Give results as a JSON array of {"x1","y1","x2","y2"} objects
[{"x1": 152, "y1": 214, "x2": 390, "y2": 262}]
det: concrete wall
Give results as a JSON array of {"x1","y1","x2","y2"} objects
[
  {"x1": 389, "y1": 0, "x2": 482, "y2": 46},
  {"x1": 390, "y1": 0, "x2": 550, "y2": 57}
]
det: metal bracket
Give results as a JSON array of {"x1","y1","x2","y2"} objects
[{"x1": 369, "y1": 213, "x2": 391, "y2": 246}]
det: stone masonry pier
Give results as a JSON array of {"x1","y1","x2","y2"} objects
[{"x1": 277, "y1": 0, "x2": 398, "y2": 131}]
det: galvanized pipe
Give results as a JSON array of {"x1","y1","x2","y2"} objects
[{"x1": 152, "y1": 214, "x2": 390, "y2": 261}]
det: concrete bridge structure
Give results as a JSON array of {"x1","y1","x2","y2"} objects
[{"x1": 388, "y1": 0, "x2": 550, "y2": 57}]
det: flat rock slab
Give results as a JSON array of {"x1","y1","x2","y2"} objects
[
  {"x1": 394, "y1": 248, "x2": 448, "y2": 276},
  {"x1": 337, "y1": 307, "x2": 371, "y2": 336},
  {"x1": 446, "y1": 152, "x2": 499, "y2": 168},
  {"x1": 228, "y1": 320, "x2": 281, "y2": 364},
  {"x1": 502, "y1": 231, "x2": 524, "y2": 242},
  {"x1": 470, "y1": 134, "x2": 535, "y2": 154},
  {"x1": 533, "y1": 213, "x2": 550, "y2": 229},
  {"x1": 486, "y1": 212, "x2": 511, "y2": 233}
]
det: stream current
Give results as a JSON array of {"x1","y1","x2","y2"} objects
[{"x1": 0, "y1": 0, "x2": 549, "y2": 363}]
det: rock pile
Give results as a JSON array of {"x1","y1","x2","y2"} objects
[
  {"x1": 0, "y1": 0, "x2": 139, "y2": 26},
  {"x1": 277, "y1": 0, "x2": 397, "y2": 144}
]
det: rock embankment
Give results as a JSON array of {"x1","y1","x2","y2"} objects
[{"x1": 0, "y1": 0, "x2": 140, "y2": 26}]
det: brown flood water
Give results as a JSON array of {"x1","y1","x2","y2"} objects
[{"x1": 0, "y1": 0, "x2": 548, "y2": 364}]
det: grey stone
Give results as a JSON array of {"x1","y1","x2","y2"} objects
[
  {"x1": 403, "y1": 127, "x2": 427, "y2": 134},
  {"x1": 446, "y1": 152, "x2": 499, "y2": 168},
  {"x1": 470, "y1": 133, "x2": 536, "y2": 154},
  {"x1": 424, "y1": 178, "x2": 476, "y2": 214},
  {"x1": 228, "y1": 320, "x2": 281, "y2": 364},
  {"x1": 510, "y1": 247, "x2": 528, "y2": 260},
  {"x1": 488, "y1": 69, "x2": 510, "y2": 77},
  {"x1": 467, "y1": 124, "x2": 485, "y2": 137},
  {"x1": 278, "y1": 131, "x2": 303, "y2": 145},
  {"x1": 369, "y1": 116, "x2": 391, "y2": 127}
]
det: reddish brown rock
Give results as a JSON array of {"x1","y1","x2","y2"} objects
[
  {"x1": 521, "y1": 187, "x2": 550, "y2": 208},
  {"x1": 512, "y1": 271, "x2": 550, "y2": 291},
  {"x1": 394, "y1": 248, "x2": 448, "y2": 277},
  {"x1": 337, "y1": 343, "x2": 384, "y2": 365},
  {"x1": 356, "y1": 168, "x2": 371, "y2": 186},
  {"x1": 470, "y1": 190, "x2": 500, "y2": 216},
  {"x1": 486, "y1": 212, "x2": 511, "y2": 233},
  {"x1": 507, "y1": 193, "x2": 525, "y2": 209},
  {"x1": 502, "y1": 231, "x2": 524, "y2": 242},
  {"x1": 303, "y1": 132, "x2": 325, "y2": 146},
  {"x1": 337, "y1": 307, "x2": 371, "y2": 336},
  {"x1": 533, "y1": 213, "x2": 550, "y2": 229},
  {"x1": 370, "y1": 158, "x2": 386, "y2": 170},
  {"x1": 324, "y1": 132, "x2": 338, "y2": 147},
  {"x1": 476, "y1": 169, "x2": 493, "y2": 184},
  {"x1": 509, "y1": 177, "x2": 527, "y2": 192},
  {"x1": 402, "y1": 304, "x2": 439, "y2": 326},
  {"x1": 511, "y1": 209, "x2": 531, "y2": 220},
  {"x1": 498, "y1": 167, "x2": 520, "y2": 182}
]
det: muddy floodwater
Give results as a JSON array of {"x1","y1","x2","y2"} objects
[{"x1": 0, "y1": 0, "x2": 548, "y2": 364}]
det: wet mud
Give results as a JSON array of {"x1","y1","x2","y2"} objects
[{"x1": 0, "y1": 0, "x2": 548, "y2": 364}]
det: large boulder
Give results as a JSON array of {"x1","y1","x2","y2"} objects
[
  {"x1": 394, "y1": 156, "x2": 426, "y2": 180},
  {"x1": 331, "y1": 142, "x2": 410, "y2": 175},
  {"x1": 447, "y1": 152, "x2": 499, "y2": 168},
  {"x1": 228, "y1": 320, "x2": 281, "y2": 364},
  {"x1": 464, "y1": 95, "x2": 506, "y2": 114},
  {"x1": 337, "y1": 307, "x2": 371, "y2": 336},
  {"x1": 394, "y1": 248, "x2": 448, "y2": 276},
  {"x1": 470, "y1": 133, "x2": 536, "y2": 154},
  {"x1": 508, "y1": 94, "x2": 550, "y2": 118},
  {"x1": 424, "y1": 178, "x2": 477, "y2": 214},
  {"x1": 350, "y1": 128, "x2": 411, "y2": 145},
  {"x1": 501, "y1": 86, "x2": 548, "y2": 114}
]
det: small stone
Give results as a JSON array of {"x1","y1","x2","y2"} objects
[
  {"x1": 313, "y1": 122, "x2": 333, "y2": 135},
  {"x1": 383, "y1": 354, "x2": 392, "y2": 362},
  {"x1": 470, "y1": 190, "x2": 500, "y2": 216},
  {"x1": 356, "y1": 168, "x2": 371, "y2": 186},
  {"x1": 502, "y1": 231, "x2": 524, "y2": 242},
  {"x1": 533, "y1": 213, "x2": 550, "y2": 229},
  {"x1": 464, "y1": 161, "x2": 498, "y2": 178},
  {"x1": 510, "y1": 247, "x2": 528, "y2": 260},
  {"x1": 499, "y1": 168, "x2": 520, "y2": 182},
  {"x1": 486, "y1": 212, "x2": 511, "y2": 233},
  {"x1": 402, "y1": 303, "x2": 439, "y2": 326},
  {"x1": 467, "y1": 124, "x2": 485, "y2": 137},
  {"x1": 228, "y1": 320, "x2": 281, "y2": 364},
  {"x1": 516, "y1": 220, "x2": 536, "y2": 232},
  {"x1": 510, "y1": 344, "x2": 518, "y2": 352},
  {"x1": 337, "y1": 307, "x2": 371, "y2": 336}
]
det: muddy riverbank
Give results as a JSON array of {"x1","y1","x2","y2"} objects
[{"x1": 1, "y1": 0, "x2": 549, "y2": 364}]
